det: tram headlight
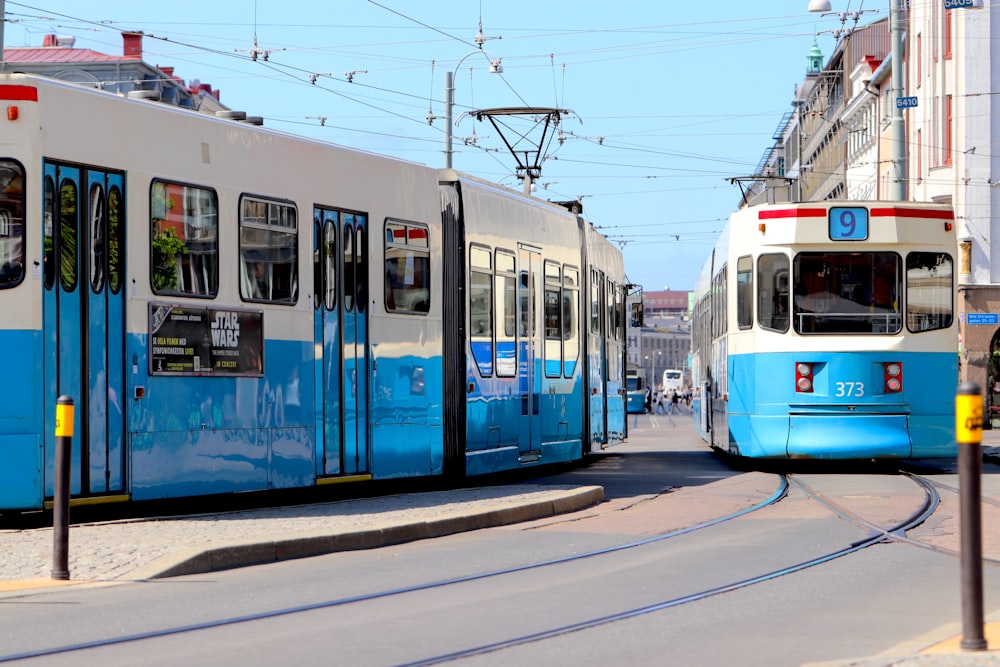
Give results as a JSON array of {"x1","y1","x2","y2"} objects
[
  {"x1": 883, "y1": 362, "x2": 903, "y2": 393},
  {"x1": 795, "y1": 362, "x2": 813, "y2": 393}
]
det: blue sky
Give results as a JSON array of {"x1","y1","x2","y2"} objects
[{"x1": 2, "y1": 1, "x2": 862, "y2": 292}]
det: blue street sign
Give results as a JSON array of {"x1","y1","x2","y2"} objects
[
  {"x1": 945, "y1": 0, "x2": 976, "y2": 9},
  {"x1": 967, "y1": 313, "x2": 999, "y2": 325},
  {"x1": 896, "y1": 96, "x2": 919, "y2": 109}
]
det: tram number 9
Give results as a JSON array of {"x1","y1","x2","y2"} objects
[
  {"x1": 829, "y1": 207, "x2": 868, "y2": 241},
  {"x1": 835, "y1": 381, "x2": 864, "y2": 397}
]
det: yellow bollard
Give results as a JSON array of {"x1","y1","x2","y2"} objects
[
  {"x1": 51, "y1": 396, "x2": 74, "y2": 581},
  {"x1": 955, "y1": 382, "x2": 986, "y2": 651}
]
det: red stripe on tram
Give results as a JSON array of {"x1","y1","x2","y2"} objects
[
  {"x1": 757, "y1": 208, "x2": 828, "y2": 220},
  {"x1": 870, "y1": 207, "x2": 955, "y2": 220},
  {"x1": 0, "y1": 85, "x2": 38, "y2": 101}
]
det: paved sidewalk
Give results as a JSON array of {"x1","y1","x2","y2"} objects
[{"x1": 0, "y1": 484, "x2": 603, "y2": 592}]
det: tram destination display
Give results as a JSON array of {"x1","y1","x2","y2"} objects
[{"x1": 149, "y1": 304, "x2": 263, "y2": 376}]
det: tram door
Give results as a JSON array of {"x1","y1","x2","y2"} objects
[
  {"x1": 518, "y1": 246, "x2": 541, "y2": 458},
  {"x1": 42, "y1": 161, "x2": 126, "y2": 498},
  {"x1": 313, "y1": 207, "x2": 369, "y2": 477}
]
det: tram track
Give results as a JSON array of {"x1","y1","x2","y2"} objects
[
  {"x1": 397, "y1": 471, "x2": 949, "y2": 666},
  {"x1": 874, "y1": 470, "x2": 1000, "y2": 564},
  {"x1": 4, "y1": 469, "x2": 984, "y2": 665},
  {"x1": 0, "y1": 475, "x2": 790, "y2": 663}
]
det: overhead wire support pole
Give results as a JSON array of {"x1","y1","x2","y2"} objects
[
  {"x1": 888, "y1": 0, "x2": 906, "y2": 200},
  {"x1": 441, "y1": 21, "x2": 504, "y2": 169},
  {"x1": 444, "y1": 70, "x2": 455, "y2": 168},
  {"x1": 443, "y1": 50, "x2": 501, "y2": 168}
]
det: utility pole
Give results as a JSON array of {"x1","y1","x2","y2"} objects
[
  {"x1": 0, "y1": 0, "x2": 6, "y2": 69},
  {"x1": 888, "y1": 0, "x2": 906, "y2": 200}
]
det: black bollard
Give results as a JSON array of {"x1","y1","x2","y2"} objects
[
  {"x1": 51, "y1": 395, "x2": 74, "y2": 581},
  {"x1": 955, "y1": 382, "x2": 986, "y2": 651}
]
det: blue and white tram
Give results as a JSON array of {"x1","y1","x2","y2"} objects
[
  {"x1": 691, "y1": 201, "x2": 958, "y2": 459},
  {"x1": 441, "y1": 173, "x2": 626, "y2": 474},
  {"x1": 0, "y1": 74, "x2": 626, "y2": 512}
]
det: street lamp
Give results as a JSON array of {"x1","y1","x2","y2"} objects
[
  {"x1": 810, "y1": 0, "x2": 906, "y2": 200},
  {"x1": 443, "y1": 48, "x2": 503, "y2": 169}
]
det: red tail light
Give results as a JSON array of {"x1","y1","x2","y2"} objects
[
  {"x1": 795, "y1": 362, "x2": 813, "y2": 393},
  {"x1": 884, "y1": 362, "x2": 903, "y2": 393}
]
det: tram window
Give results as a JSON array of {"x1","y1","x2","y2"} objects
[
  {"x1": 736, "y1": 255, "x2": 752, "y2": 330},
  {"x1": 757, "y1": 253, "x2": 789, "y2": 332},
  {"x1": 90, "y1": 183, "x2": 106, "y2": 293},
  {"x1": 500, "y1": 274, "x2": 517, "y2": 338},
  {"x1": 151, "y1": 180, "x2": 219, "y2": 297},
  {"x1": 343, "y1": 224, "x2": 355, "y2": 312},
  {"x1": 496, "y1": 250, "x2": 516, "y2": 377},
  {"x1": 712, "y1": 268, "x2": 726, "y2": 338},
  {"x1": 563, "y1": 266, "x2": 580, "y2": 377},
  {"x1": 322, "y1": 217, "x2": 337, "y2": 310},
  {"x1": 0, "y1": 160, "x2": 25, "y2": 289},
  {"x1": 793, "y1": 251, "x2": 901, "y2": 334},
  {"x1": 313, "y1": 216, "x2": 321, "y2": 310},
  {"x1": 544, "y1": 262, "x2": 561, "y2": 338},
  {"x1": 544, "y1": 261, "x2": 562, "y2": 377},
  {"x1": 43, "y1": 175, "x2": 55, "y2": 289},
  {"x1": 469, "y1": 246, "x2": 493, "y2": 377},
  {"x1": 604, "y1": 280, "x2": 618, "y2": 340},
  {"x1": 355, "y1": 224, "x2": 367, "y2": 313},
  {"x1": 906, "y1": 252, "x2": 953, "y2": 333},
  {"x1": 108, "y1": 185, "x2": 123, "y2": 295},
  {"x1": 384, "y1": 220, "x2": 430, "y2": 314},
  {"x1": 239, "y1": 195, "x2": 297, "y2": 304},
  {"x1": 470, "y1": 247, "x2": 493, "y2": 337},
  {"x1": 614, "y1": 283, "x2": 625, "y2": 340},
  {"x1": 590, "y1": 270, "x2": 601, "y2": 334},
  {"x1": 59, "y1": 179, "x2": 79, "y2": 293}
]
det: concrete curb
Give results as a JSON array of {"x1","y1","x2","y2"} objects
[{"x1": 126, "y1": 486, "x2": 605, "y2": 581}]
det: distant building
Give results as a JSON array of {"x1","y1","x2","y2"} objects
[
  {"x1": 0, "y1": 31, "x2": 228, "y2": 114},
  {"x1": 626, "y1": 290, "x2": 691, "y2": 387},
  {"x1": 640, "y1": 289, "x2": 691, "y2": 315}
]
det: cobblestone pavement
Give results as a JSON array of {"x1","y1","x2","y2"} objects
[{"x1": 0, "y1": 485, "x2": 601, "y2": 583}]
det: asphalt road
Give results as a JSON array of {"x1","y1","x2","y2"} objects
[{"x1": 2, "y1": 416, "x2": 1000, "y2": 667}]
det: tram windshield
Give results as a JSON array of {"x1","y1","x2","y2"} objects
[{"x1": 792, "y1": 252, "x2": 902, "y2": 334}]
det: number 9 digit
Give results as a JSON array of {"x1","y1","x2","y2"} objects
[{"x1": 840, "y1": 211, "x2": 856, "y2": 238}]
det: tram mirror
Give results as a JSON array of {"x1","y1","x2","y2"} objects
[{"x1": 630, "y1": 302, "x2": 644, "y2": 328}]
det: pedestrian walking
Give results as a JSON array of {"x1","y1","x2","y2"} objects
[
  {"x1": 654, "y1": 386, "x2": 667, "y2": 415},
  {"x1": 670, "y1": 389, "x2": 681, "y2": 416}
]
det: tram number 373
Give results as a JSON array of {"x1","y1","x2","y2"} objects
[{"x1": 835, "y1": 382, "x2": 864, "y2": 398}]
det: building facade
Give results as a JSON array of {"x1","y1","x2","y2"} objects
[
  {"x1": 748, "y1": 4, "x2": 1000, "y2": 413},
  {"x1": 0, "y1": 31, "x2": 227, "y2": 114},
  {"x1": 626, "y1": 290, "x2": 692, "y2": 388}
]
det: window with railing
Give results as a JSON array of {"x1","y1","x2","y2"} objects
[{"x1": 793, "y1": 251, "x2": 901, "y2": 334}]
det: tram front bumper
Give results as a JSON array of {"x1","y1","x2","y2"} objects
[{"x1": 785, "y1": 413, "x2": 911, "y2": 459}]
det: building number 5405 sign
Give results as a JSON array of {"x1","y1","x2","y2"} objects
[{"x1": 835, "y1": 381, "x2": 864, "y2": 397}]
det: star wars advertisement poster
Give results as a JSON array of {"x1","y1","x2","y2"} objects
[{"x1": 149, "y1": 304, "x2": 263, "y2": 376}]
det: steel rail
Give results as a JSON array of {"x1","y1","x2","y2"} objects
[{"x1": 0, "y1": 476, "x2": 790, "y2": 663}]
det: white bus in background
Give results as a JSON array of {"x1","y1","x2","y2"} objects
[{"x1": 662, "y1": 369, "x2": 684, "y2": 395}]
